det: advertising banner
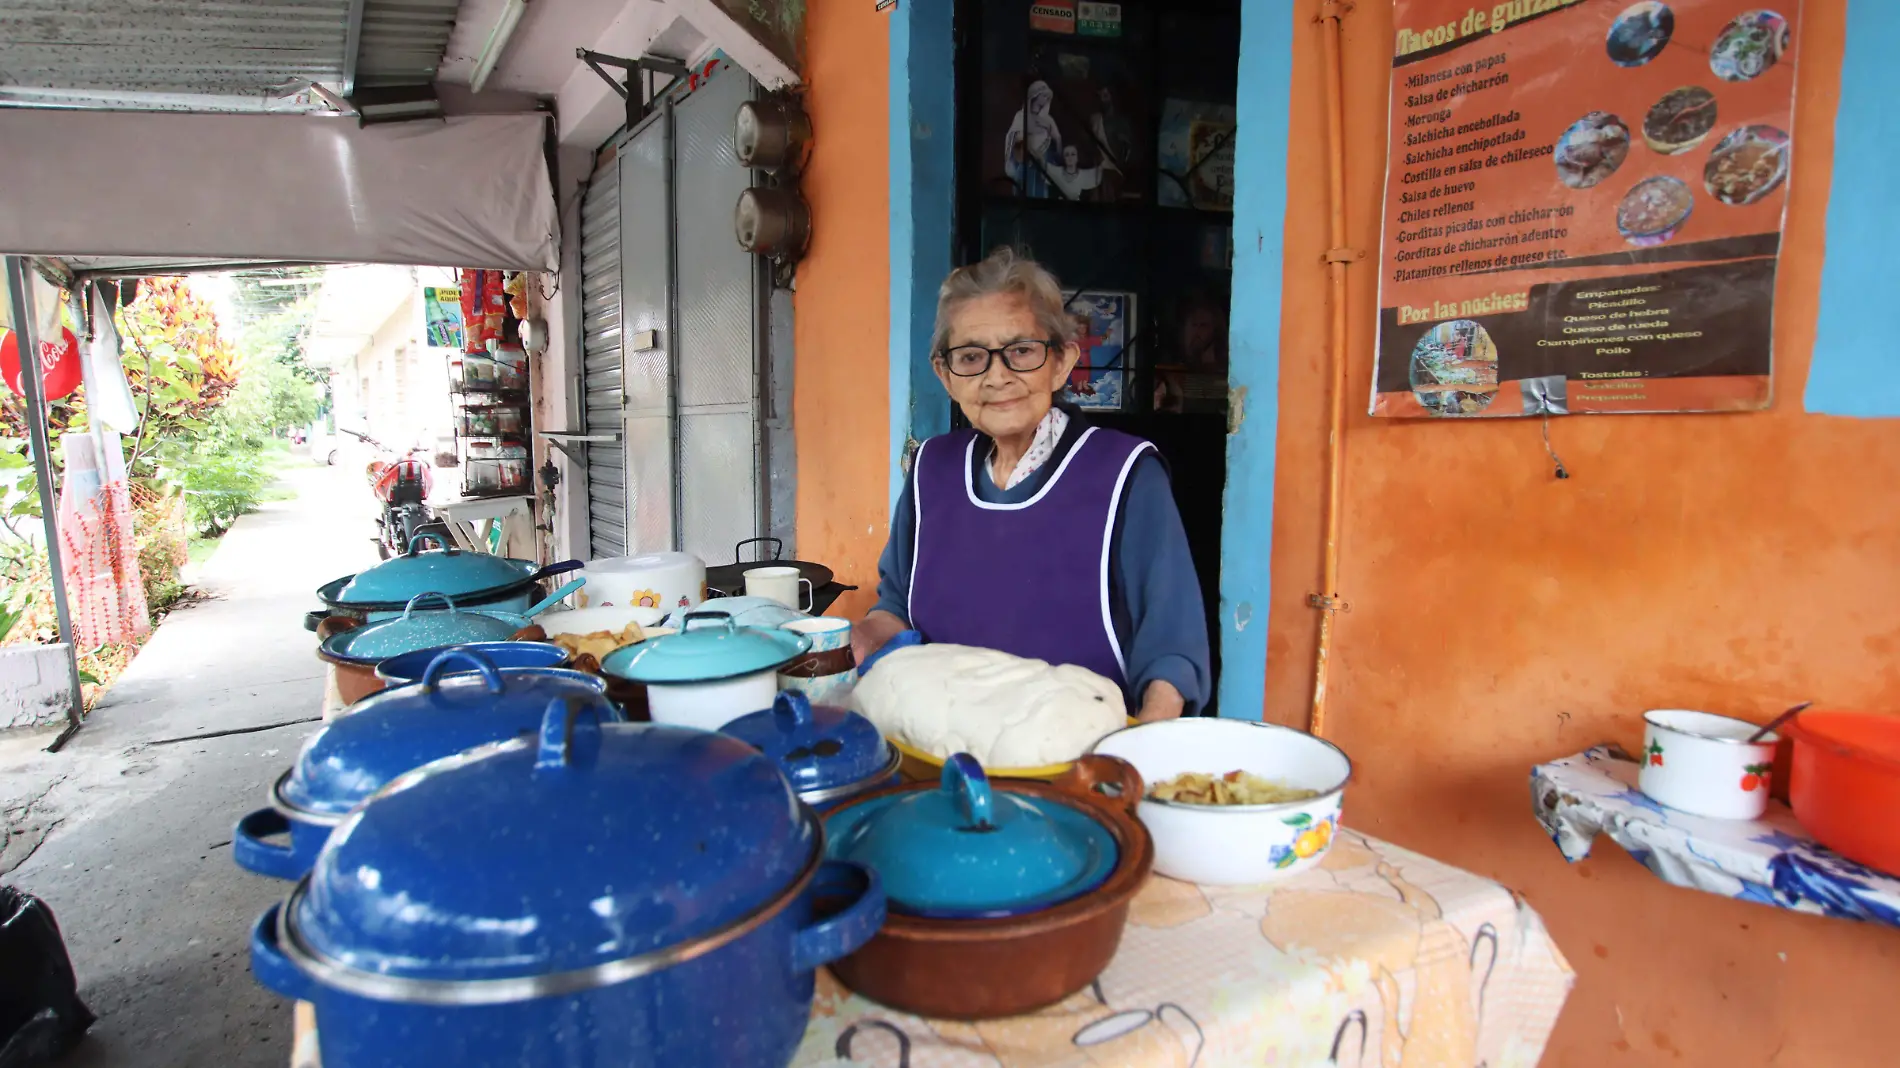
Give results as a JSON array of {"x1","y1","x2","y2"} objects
[{"x1": 1372, "y1": 1, "x2": 1799, "y2": 417}]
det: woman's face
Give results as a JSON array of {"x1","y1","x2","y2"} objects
[{"x1": 935, "y1": 293, "x2": 1080, "y2": 443}]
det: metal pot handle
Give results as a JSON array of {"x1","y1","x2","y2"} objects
[
  {"x1": 536, "y1": 695, "x2": 611, "y2": 771},
  {"x1": 734, "y1": 536, "x2": 783, "y2": 563},
  {"x1": 529, "y1": 559, "x2": 585, "y2": 583},
  {"x1": 401, "y1": 591, "x2": 460, "y2": 620},
  {"x1": 774, "y1": 690, "x2": 815, "y2": 732},
  {"x1": 232, "y1": 809, "x2": 303, "y2": 881},
  {"x1": 793, "y1": 861, "x2": 887, "y2": 973},
  {"x1": 405, "y1": 532, "x2": 454, "y2": 556},
  {"x1": 314, "y1": 615, "x2": 362, "y2": 642},
  {"x1": 421, "y1": 648, "x2": 505, "y2": 693},
  {"x1": 1056, "y1": 754, "x2": 1145, "y2": 815},
  {"x1": 250, "y1": 904, "x2": 313, "y2": 1003},
  {"x1": 942, "y1": 753, "x2": 994, "y2": 829}
]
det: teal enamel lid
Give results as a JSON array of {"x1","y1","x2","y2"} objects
[
  {"x1": 824, "y1": 754, "x2": 1118, "y2": 918},
  {"x1": 336, "y1": 533, "x2": 534, "y2": 603},
  {"x1": 321, "y1": 593, "x2": 525, "y2": 663},
  {"x1": 600, "y1": 609, "x2": 809, "y2": 684}
]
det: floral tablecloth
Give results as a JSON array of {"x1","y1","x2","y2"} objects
[
  {"x1": 1532, "y1": 746, "x2": 1900, "y2": 926},
  {"x1": 289, "y1": 830, "x2": 1573, "y2": 1068}
]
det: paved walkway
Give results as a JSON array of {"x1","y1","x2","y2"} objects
[{"x1": 0, "y1": 458, "x2": 379, "y2": 1068}]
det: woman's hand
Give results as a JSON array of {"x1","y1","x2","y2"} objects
[
  {"x1": 1137, "y1": 679, "x2": 1186, "y2": 722},
  {"x1": 853, "y1": 610, "x2": 909, "y2": 668}
]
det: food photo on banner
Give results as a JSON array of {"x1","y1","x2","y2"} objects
[{"x1": 1371, "y1": 0, "x2": 1798, "y2": 418}]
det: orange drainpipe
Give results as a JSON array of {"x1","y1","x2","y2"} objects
[{"x1": 1308, "y1": 0, "x2": 1356, "y2": 738}]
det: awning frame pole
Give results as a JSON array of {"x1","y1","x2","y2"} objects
[{"x1": 4, "y1": 255, "x2": 87, "y2": 740}]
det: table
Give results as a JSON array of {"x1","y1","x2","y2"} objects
[
  {"x1": 289, "y1": 829, "x2": 1573, "y2": 1068},
  {"x1": 430, "y1": 494, "x2": 534, "y2": 556},
  {"x1": 1533, "y1": 746, "x2": 1900, "y2": 926}
]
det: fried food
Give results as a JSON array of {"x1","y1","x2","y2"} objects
[
  {"x1": 549, "y1": 621, "x2": 647, "y2": 661},
  {"x1": 1149, "y1": 770, "x2": 1321, "y2": 807}
]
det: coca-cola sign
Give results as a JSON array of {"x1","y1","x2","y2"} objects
[{"x1": 1, "y1": 324, "x2": 84, "y2": 400}]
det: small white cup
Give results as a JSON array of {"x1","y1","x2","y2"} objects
[
  {"x1": 1638, "y1": 709, "x2": 1779, "y2": 820},
  {"x1": 744, "y1": 566, "x2": 812, "y2": 611},
  {"x1": 781, "y1": 616, "x2": 851, "y2": 652}
]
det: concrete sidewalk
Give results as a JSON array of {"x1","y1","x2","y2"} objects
[{"x1": 0, "y1": 458, "x2": 379, "y2": 1068}]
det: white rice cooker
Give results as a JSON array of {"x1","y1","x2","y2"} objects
[{"x1": 576, "y1": 552, "x2": 706, "y2": 613}]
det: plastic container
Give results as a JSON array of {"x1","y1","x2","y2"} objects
[{"x1": 1784, "y1": 711, "x2": 1900, "y2": 874}]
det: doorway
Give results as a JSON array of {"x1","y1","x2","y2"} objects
[{"x1": 947, "y1": 0, "x2": 1243, "y2": 713}]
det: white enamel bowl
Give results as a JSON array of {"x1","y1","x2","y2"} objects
[
  {"x1": 1092, "y1": 719, "x2": 1352, "y2": 885},
  {"x1": 1639, "y1": 709, "x2": 1778, "y2": 820}
]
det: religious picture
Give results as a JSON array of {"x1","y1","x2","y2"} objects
[{"x1": 1062, "y1": 290, "x2": 1136, "y2": 411}]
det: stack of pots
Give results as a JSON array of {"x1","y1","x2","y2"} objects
[
  {"x1": 308, "y1": 533, "x2": 582, "y2": 629},
  {"x1": 817, "y1": 753, "x2": 1154, "y2": 1019},
  {"x1": 315, "y1": 593, "x2": 567, "y2": 705},
  {"x1": 248, "y1": 701, "x2": 886, "y2": 1068}
]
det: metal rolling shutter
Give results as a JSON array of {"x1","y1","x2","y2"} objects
[{"x1": 578, "y1": 157, "x2": 626, "y2": 558}]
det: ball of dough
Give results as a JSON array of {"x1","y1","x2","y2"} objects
[{"x1": 852, "y1": 644, "x2": 1126, "y2": 767}]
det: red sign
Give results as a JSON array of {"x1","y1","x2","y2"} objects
[
  {"x1": 1030, "y1": 1, "x2": 1076, "y2": 34},
  {"x1": 0, "y1": 325, "x2": 84, "y2": 401}
]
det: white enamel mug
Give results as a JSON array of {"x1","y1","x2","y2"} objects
[
  {"x1": 744, "y1": 565, "x2": 812, "y2": 611},
  {"x1": 780, "y1": 616, "x2": 851, "y2": 651},
  {"x1": 1638, "y1": 709, "x2": 1779, "y2": 820}
]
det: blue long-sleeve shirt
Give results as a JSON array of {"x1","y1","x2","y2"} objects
[{"x1": 872, "y1": 413, "x2": 1213, "y2": 715}]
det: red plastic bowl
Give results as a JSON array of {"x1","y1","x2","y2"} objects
[{"x1": 1784, "y1": 711, "x2": 1900, "y2": 875}]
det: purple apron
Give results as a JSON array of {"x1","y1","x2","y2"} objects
[{"x1": 908, "y1": 426, "x2": 1154, "y2": 694}]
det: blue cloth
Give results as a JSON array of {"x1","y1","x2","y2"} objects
[{"x1": 872, "y1": 413, "x2": 1213, "y2": 715}]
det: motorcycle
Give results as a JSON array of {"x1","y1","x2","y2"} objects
[{"x1": 344, "y1": 429, "x2": 451, "y2": 559}]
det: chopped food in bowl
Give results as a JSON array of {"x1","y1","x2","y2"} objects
[
  {"x1": 1093, "y1": 718, "x2": 1351, "y2": 885},
  {"x1": 1149, "y1": 770, "x2": 1321, "y2": 807}
]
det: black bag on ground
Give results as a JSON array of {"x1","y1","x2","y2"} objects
[{"x1": 0, "y1": 886, "x2": 94, "y2": 1067}]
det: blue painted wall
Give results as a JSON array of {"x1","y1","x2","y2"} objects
[
  {"x1": 1807, "y1": 1, "x2": 1900, "y2": 417},
  {"x1": 888, "y1": 0, "x2": 956, "y2": 504},
  {"x1": 1217, "y1": 0, "x2": 1294, "y2": 718}
]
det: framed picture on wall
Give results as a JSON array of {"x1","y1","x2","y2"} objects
[
  {"x1": 1061, "y1": 290, "x2": 1136, "y2": 411},
  {"x1": 985, "y1": 47, "x2": 1147, "y2": 204}
]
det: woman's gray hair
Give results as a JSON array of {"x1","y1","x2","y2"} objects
[{"x1": 931, "y1": 247, "x2": 1075, "y2": 355}]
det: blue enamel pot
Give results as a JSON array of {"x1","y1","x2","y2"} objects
[
  {"x1": 249, "y1": 701, "x2": 885, "y2": 1068},
  {"x1": 722, "y1": 692, "x2": 901, "y2": 812},
  {"x1": 232, "y1": 649, "x2": 614, "y2": 882},
  {"x1": 373, "y1": 640, "x2": 569, "y2": 685}
]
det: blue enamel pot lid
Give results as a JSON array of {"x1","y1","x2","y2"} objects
[
  {"x1": 375, "y1": 640, "x2": 568, "y2": 683},
  {"x1": 275, "y1": 649, "x2": 611, "y2": 822},
  {"x1": 600, "y1": 609, "x2": 809, "y2": 685},
  {"x1": 320, "y1": 593, "x2": 528, "y2": 663},
  {"x1": 334, "y1": 533, "x2": 548, "y2": 604},
  {"x1": 722, "y1": 692, "x2": 898, "y2": 804},
  {"x1": 286, "y1": 702, "x2": 819, "y2": 984},
  {"x1": 825, "y1": 754, "x2": 1118, "y2": 919}
]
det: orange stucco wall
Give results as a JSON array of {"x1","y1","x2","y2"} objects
[
  {"x1": 792, "y1": 0, "x2": 891, "y2": 617},
  {"x1": 1266, "y1": 3, "x2": 1900, "y2": 1064}
]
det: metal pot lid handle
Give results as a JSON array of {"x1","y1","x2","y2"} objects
[
  {"x1": 530, "y1": 559, "x2": 586, "y2": 582},
  {"x1": 734, "y1": 536, "x2": 784, "y2": 562},
  {"x1": 681, "y1": 608, "x2": 736, "y2": 632},
  {"x1": 402, "y1": 591, "x2": 461, "y2": 619},
  {"x1": 536, "y1": 695, "x2": 610, "y2": 771},
  {"x1": 421, "y1": 648, "x2": 505, "y2": 693},
  {"x1": 943, "y1": 753, "x2": 994, "y2": 830},
  {"x1": 406, "y1": 532, "x2": 456, "y2": 557},
  {"x1": 773, "y1": 690, "x2": 815, "y2": 733}
]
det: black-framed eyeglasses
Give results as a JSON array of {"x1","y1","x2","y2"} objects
[{"x1": 937, "y1": 339, "x2": 1056, "y2": 377}]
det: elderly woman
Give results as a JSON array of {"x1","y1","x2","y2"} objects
[{"x1": 854, "y1": 248, "x2": 1212, "y2": 721}]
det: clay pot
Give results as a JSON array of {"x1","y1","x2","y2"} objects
[
  {"x1": 314, "y1": 616, "x2": 384, "y2": 705},
  {"x1": 568, "y1": 652, "x2": 651, "y2": 721},
  {"x1": 822, "y1": 754, "x2": 1153, "y2": 1019}
]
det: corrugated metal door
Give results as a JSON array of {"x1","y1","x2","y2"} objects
[
  {"x1": 618, "y1": 111, "x2": 677, "y2": 553},
  {"x1": 578, "y1": 152, "x2": 627, "y2": 557},
  {"x1": 580, "y1": 60, "x2": 765, "y2": 562},
  {"x1": 672, "y1": 63, "x2": 763, "y2": 565}
]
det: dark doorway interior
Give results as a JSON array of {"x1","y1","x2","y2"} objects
[{"x1": 951, "y1": 0, "x2": 1243, "y2": 714}]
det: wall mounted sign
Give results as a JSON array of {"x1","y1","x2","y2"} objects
[{"x1": 1371, "y1": 1, "x2": 1801, "y2": 418}]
